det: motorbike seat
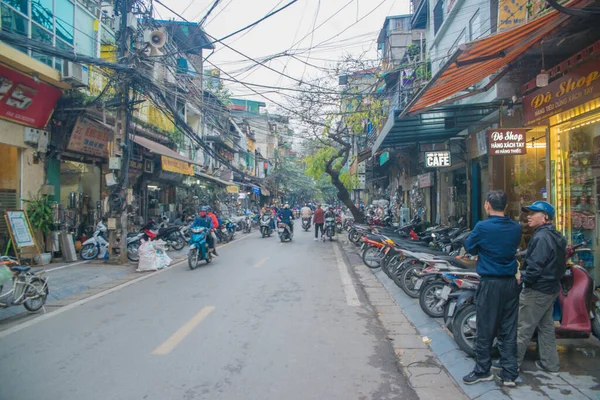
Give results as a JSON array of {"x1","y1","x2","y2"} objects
[
  {"x1": 11, "y1": 265, "x2": 30, "y2": 273},
  {"x1": 433, "y1": 255, "x2": 476, "y2": 269},
  {"x1": 365, "y1": 234, "x2": 383, "y2": 242}
]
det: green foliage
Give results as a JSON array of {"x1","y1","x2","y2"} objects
[
  {"x1": 23, "y1": 193, "x2": 54, "y2": 234},
  {"x1": 265, "y1": 158, "x2": 319, "y2": 204}
]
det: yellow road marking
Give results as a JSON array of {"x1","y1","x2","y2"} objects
[
  {"x1": 254, "y1": 257, "x2": 269, "y2": 268},
  {"x1": 152, "y1": 306, "x2": 215, "y2": 355}
]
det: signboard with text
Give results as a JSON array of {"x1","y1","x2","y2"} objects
[
  {"x1": 161, "y1": 156, "x2": 194, "y2": 176},
  {"x1": 487, "y1": 128, "x2": 527, "y2": 155},
  {"x1": 418, "y1": 173, "x2": 433, "y2": 188},
  {"x1": 425, "y1": 151, "x2": 452, "y2": 168},
  {"x1": 523, "y1": 61, "x2": 600, "y2": 126},
  {"x1": 498, "y1": 0, "x2": 527, "y2": 32},
  {"x1": 0, "y1": 64, "x2": 62, "y2": 128},
  {"x1": 67, "y1": 116, "x2": 111, "y2": 158}
]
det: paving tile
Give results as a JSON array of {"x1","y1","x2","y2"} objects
[
  {"x1": 475, "y1": 389, "x2": 512, "y2": 400},
  {"x1": 405, "y1": 365, "x2": 456, "y2": 388},
  {"x1": 437, "y1": 348, "x2": 472, "y2": 370},
  {"x1": 395, "y1": 348, "x2": 439, "y2": 367},
  {"x1": 387, "y1": 333, "x2": 429, "y2": 349},
  {"x1": 386, "y1": 323, "x2": 419, "y2": 335}
]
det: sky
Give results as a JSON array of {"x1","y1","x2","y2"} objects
[{"x1": 154, "y1": 0, "x2": 411, "y2": 113}]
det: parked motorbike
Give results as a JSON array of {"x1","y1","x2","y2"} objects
[
  {"x1": 302, "y1": 217, "x2": 311, "y2": 231},
  {"x1": 260, "y1": 215, "x2": 274, "y2": 238},
  {"x1": 188, "y1": 226, "x2": 212, "y2": 270},
  {"x1": 142, "y1": 220, "x2": 186, "y2": 251},
  {"x1": 79, "y1": 220, "x2": 137, "y2": 260},
  {"x1": 336, "y1": 214, "x2": 343, "y2": 234},
  {"x1": 278, "y1": 221, "x2": 293, "y2": 242},
  {"x1": 324, "y1": 217, "x2": 336, "y2": 241},
  {"x1": 243, "y1": 215, "x2": 252, "y2": 234},
  {"x1": 0, "y1": 256, "x2": 49, "y2": 312}
]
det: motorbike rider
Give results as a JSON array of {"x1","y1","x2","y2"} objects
[
  {"x1": 192, "y1": 207, "x2": 218, "y2": 256},
  {"x1": 301, "y1": 203, "x2": 312, "y2": 225},
  {"x1": 277, "y1": 203, "x2": 295, "y2": 233},
  {"x1": 323, "y1": 206, "x2": 336, "y2": 239},
  {"x1": 515, "y1": 201, "x2": 566, "y2": 374}
]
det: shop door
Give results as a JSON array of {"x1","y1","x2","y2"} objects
[{"x1": 0, "y1": 144, "x2": 20, "y2": 250}]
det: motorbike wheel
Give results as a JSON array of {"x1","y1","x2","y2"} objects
[
  {"x1": 419, "y1": 281, "x2": 447, "y2": 318},
  {"x1": 23, "y1": 277, "x2": 48, "y2": 312},
  {"x1": 362, "y1": 246, "x2": 382, "y2": 269},
  {"x1": 262, "y1": 230, "x2": 266, "y2": 238},
  {"x1": 280, "y1": 235, "x2": 285, "y2": 243},
  {"x1": 592, "y1": 300, "x2": 600, "y2": 340},
  {"x1": 170, "y1": 234, "x2": 186, "y2": 251},
  {"x1": 188, "y1": 248, "x2": 200, "y2": 270},
  {"x1": 399, "y1": 263, "x2": 424, "y2": 298},
  {"x1": 452, "y1": 304, "x2": 477, "y2": 357},
  {"x1": 127, "y1": 241, "x2": 140, "y2": 262},
  {"x1": 80, "y1": 243, "x2": 99, "y2": 260},
  {"x1": 348, "y1": 230, "x2": 361, "y2": 245}
]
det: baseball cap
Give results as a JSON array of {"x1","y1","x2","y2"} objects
[{"x1": 521, "y1": 201, "x2": 555, "y2": 220}]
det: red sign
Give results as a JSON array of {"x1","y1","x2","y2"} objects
[
  {"x1": 0, "y1": 64, "x2": 62, "y2": 128},
  {"x1": 67, "y1": 116, "x2": 112, "y2": 158},
  {"x1": 523, "y1": 60, "x2": 600, "y2": 126},
  {"x1": 487, "y1": 128, "x2": 527, "y2": 156}
]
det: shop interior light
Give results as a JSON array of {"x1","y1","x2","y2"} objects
[
  {"x1": 526, "y1": 143, "x2": 547, "y2": 148},
  {"x1": 148, "y1": 185, "x2": 159, "y2": 190}
]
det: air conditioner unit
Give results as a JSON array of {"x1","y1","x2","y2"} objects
[
  {"x1": 62, "y1": 62, "x2": 89, "y2": 87},
  {"x1": 143, "y1": 159, "x2": 154, "y2": 173}
]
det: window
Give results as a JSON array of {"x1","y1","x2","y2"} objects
[
  {"x1": 75, "y1": 4, "x2": 95, "y2": 56},
  {"x1": 469, "y1": 10, "x2": 481, "y2": 41},
  {"x1": 55, "y1": 0, "x2": 74, "y2": 45},
  {"x1": 32, "y1": 22, "x2": 53, "y2": 66},
  {"x1": 3, "y1": 0, "x2": 28, "y2": 15},
  {"x1": 434, "y1": 0, "x2": 444, "y2": 35},
  {"x1": 31, "y1": 0, "x2": 53, "y2": 31},
  {"x1": 1, "y1": 2, "x2": 28, "y2": 36}
]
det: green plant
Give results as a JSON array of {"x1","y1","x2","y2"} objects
[{"x1": 23, "y1": 193, "x2": 54, "y2": 235}]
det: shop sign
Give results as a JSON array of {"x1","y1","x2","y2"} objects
[
  {"x1": 252, "y1": 186, "x2": 261, "y2": 195},
  {"x1": 158, "y1": 170, "x2": 182, "y2": 182},
  {"x1": 226, "y1": 185, "x2": 239, "y2": 194},
  {"x1": 425, "y1": 151, "x2": 451, "y2": 168},
  {"x1": 246, "y1": 137, "x2": 256, "y2": 153},
  {"x1": 0, "y1": 64, "x2": 62, "y2": 129},
  {"x1": 498, "y1": 0, "x2": 527, "y2": 32},
  {"x1": 161, "y1": 155, "x2": 194, "y2": 176},
  {"x1": 67, "y1": 116, "x2": 112, "y2": 158},
  {"x1": 380, "y1": 151, "x2": 390, "y2": 165},
  {"x1": 487, "y1": 128, "x2": 527, "y2": 155},
  {"x1": 523, "y1": 61, "x2": 600, "y2": 126},
  {"x1": 418, "y1": 173, "x2": 433, "y2": 188}
]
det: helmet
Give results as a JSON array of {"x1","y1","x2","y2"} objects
[
  {"x1": 521, "y1": 201, "x2": 555, "y2": 220},
  {"x1": 205, "y1": 206, "x2": 212, "y2": 213},
  {"x1": 284, "y1": 203, "x2": 290, "y2": 209},
  {"x1": 200, "y1": 206, "x2": 208, "y2": 212}
]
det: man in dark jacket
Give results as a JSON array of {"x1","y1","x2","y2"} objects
[
  {"x1": 277, "y1": 204, "x2": 295, "y2": 233},
  {"x1": 462, "y1": 190, "x2": 522, "y2": 387},
  {"x1": 516, "y1": 201, "x2": 566, "y2": 374},
  {"x1": 313, "y1": 204, "x2": 325, "y2": 241}
]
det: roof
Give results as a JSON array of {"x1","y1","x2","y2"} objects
[
  {"x1": 377, "y1": 14, "x2": 412, "y2": 44},
  {"x1": 131, "y1": 135, "x2": 201, "y2": 166}
]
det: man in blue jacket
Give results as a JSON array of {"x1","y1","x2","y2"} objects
[{"x1": 462, "y1": 190, "x2": 522, "y2": 387}]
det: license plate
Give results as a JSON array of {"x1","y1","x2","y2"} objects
[
  {"x1": 447, "y1": 301, "x2": 456, "y2": 317},
  {"x1": 278, "y1": 228, "x2": 285, "y2": 232},
  {"x1": 440, "y1": 285, "x2": 452, "y2": 300},
  {"x1": 415, "y1": 278, "x2": 423, "y2": 290}
]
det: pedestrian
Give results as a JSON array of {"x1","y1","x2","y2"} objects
[
  {"x1": 313, "y1": 204, "x2": 325, "y2": 241},
  {"x1": 515, "y1": 201, "x2": 566, "y2": 374},
  {"x1": 462, "y1": 190, "x2": 522, "y2": 387}
]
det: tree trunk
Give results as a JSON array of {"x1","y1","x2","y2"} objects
[{"x1": 325, "y1": 165, "x2": 364, "y2": 223}]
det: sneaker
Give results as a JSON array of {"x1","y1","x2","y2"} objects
[
  {"x1": 495, "y1": 374, "x2": 516, "y2": 387},
  {"x1": 462, "y1": 371, "x2": 493, "y2": 385},
  {"x1": 535, "y1": 361, "x2": 559, "y2": 375},
  {"x1": 314, "y1": 238, "x2": 318, "y2": 241},
  {"x1": 212, "y1": 250, "x2": 219, "y2": 257}
]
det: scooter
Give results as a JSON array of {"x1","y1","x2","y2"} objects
[
  {"x1": 142, "y1": 220, "x2": 186, "y2": 251},
  {"x1": 301, "y1": 216, "x2": 311, "y2": 231},
  {"x1": 260, "y1": 215, "x2": 274, "y2": 238},
  {"x1": 324, "y1": 217, "x2": 336, "y2": 241},
  {"x1": 188, "y1": 226, "x2": 212, "y2": 270},
  {"x1": 80, "y1": 221, "x2": 110, "y2": 260},
  {"x1": 278, "y1": 221, "x2": 293, "y2": 242}
]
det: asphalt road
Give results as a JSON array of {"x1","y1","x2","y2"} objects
[{"x1": 0, "y1": 228, "x2": 416, "y2": 400}]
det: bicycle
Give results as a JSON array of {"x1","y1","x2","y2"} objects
[{"x1": 0, "y1": 256, "x2": 49, "y2": 312}]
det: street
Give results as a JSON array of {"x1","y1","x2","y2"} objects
[{"x1": 0, "y1": 230, "x2": 417, "y2": 400}]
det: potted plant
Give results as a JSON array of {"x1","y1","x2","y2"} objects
[{"x1": 23, "y1": 192, "x2": 54, "y2": 253}]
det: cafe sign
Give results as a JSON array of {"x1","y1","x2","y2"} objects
[
  {"x1": 523, "y1": 61, "x2": 600, "y2": 126},
  {"x1": 425, "y1": 151, "x2": 451, "y2": 168},
  {"x1": 487, "y1": 128, "x2": 527, "y2": 155}
]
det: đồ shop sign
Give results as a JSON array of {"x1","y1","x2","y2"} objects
[
  {"x1": 487, "y1": 128, "x2": 527, "y2": 155},
  {"x1": 424, "y1": 151, "x2": 451, "y2": 167}
]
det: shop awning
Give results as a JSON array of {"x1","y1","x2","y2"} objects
[
  {"x1": 195, "y1": 170, "x2": 232, "y2": 186},
  {"x1": 131, "y1": 135, "x2": 202, "y2": 166},
  {"x1": 260, "y1": 186, "x2": 271, "y2": 196},
  {"x1": 405, "y1": 0, "x2": 589, "y2": 115}
]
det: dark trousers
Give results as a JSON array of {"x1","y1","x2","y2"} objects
[
  {"x1": 315, "y1": 223, "x2": 324, "y2": 238},
  {"x1": 474, "y1": 277, "x2": 520, "y2": 380}
]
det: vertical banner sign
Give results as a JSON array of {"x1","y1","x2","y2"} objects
[
  {"x1": 487, "y1": 128, "x2": 527, "y2": 155},
  {"x1": 498, "y1": 0, "x2": 527, "y2": 32},
  {"x1": 0, "y1": 64, "x2": 62, "y2": 128}
]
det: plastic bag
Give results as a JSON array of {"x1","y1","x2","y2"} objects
[
  {"x1": 152, "y1": 239, "x2": 168, "y2": 252},
  {"x1": 155, "y1": 250, "x2": 172, "y2": 269},
  {"x1": 0, "y1": 266, "x2": 13, "y2": 285},
  {"x1": 137, "y1": 240, "x2": 157, "y2": 272}
]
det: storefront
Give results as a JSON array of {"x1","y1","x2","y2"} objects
[{"x1": 524, "y1": 57, "x2": 600, "y2": 281}]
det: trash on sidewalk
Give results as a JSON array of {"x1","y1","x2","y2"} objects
[
  {"x1": 422, "y1": 336, "x2": 432, "y2": 344},
  {"x1": 136, "y1": 240, "x2": 172, "y2": 272}
]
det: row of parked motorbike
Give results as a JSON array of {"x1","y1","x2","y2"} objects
[
  {"x1": 347, "y1": 217, "x2": 600, "y2": 357},
  {"x1": 80, "y1": 214, "x2": 248, "y2": 264}
]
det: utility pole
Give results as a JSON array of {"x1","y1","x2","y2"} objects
[{"x1": 115, "y1": 0, "x2": 133, "y2": 264}]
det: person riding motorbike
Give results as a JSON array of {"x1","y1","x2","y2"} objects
[
  {"x1": 192, "y1": 206, "x2": 217, "y2": 256},
  {"x1": 301, "y1": 203, "x2": 312, "y2": 225},
  {"x1": 324, "y1": 206, "x2": 337, "y2": 238},
  {"x1": 277, "y1": 203, "x2": 295, "y2": 233}
]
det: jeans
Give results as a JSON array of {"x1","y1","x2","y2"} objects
[
  {"x1": 473, "y1": 277, "x2": 520, "y2": 380},
  {"x1": 516, "y1": 289, "x2": 560, "y2": 372},
  {"x1": 315, "y1": 223, "x2": 324, "y2": 238}
]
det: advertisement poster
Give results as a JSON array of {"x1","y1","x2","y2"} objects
[
  {"x1": 6, "y1": 211, "x2": 35, "y2": 248},
  {"x1": 67, "y1": 116, "x2": 112, "y2": 158},
  {"x1": 0, "y1": 64, "x2": 62, "y2": 128}
]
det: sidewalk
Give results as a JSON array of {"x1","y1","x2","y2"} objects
[{"x1": 340, "y1": 238, "x2": 600, "y2": 400}]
